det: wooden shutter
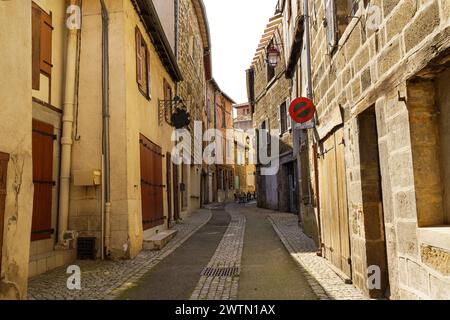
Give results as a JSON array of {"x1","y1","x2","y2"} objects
[
  {"x1": 164, "y1": 79, "x2": 173, "y2": 116},
  {"x1": 325, "y1": 0, "x2": 337, "y2": 51},
  {"x1": 282, "y1": 102, "x2": 287, "y2": 134},
  {"x1": 32, "y1": 2, "x2": 53, "y2": 87},
  {"x1": 32, "y1": 3, "x2": 41, "y2": 90},
  {"x1": 40, "y1": 9, "x2": 53, "y2": 76},
  {"x1": 31, "y1": 119, "x2": 55, "y2": 241},
  {"x1": 0, "y1": 152, "x2": 9, "y2": 272},
  {"x1": 164, "y1": 79, "x2": 172, "y2": 102},
  {"x1": 166, "y1": 153, "x2": 172, "y2": 227},
  {"x1": 146, "y1": 47, "x2": 151, "y2": 97},
  {"x1": 140, "y1": 135, "x2": 164, "y2": 230},
  {"x1": 136, "y1": 27, "x2": 143, "y2": 86}
]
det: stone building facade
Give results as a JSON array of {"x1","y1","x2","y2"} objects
[
  {"x1": 0, "y1": 0, "x2": 213, "y2": 299},
  {"x1": 176, "y1": 0, "x2": 210, "y2": 214},
  {"x1": 204, "y1": 78, "x2": 218, "y2": 204},
  {"x1": 213, "y1": 81, "x2": 236, "y2": 203},
  {"x1": 274, "y1": 0, "x2": 450, "y2": 299},
  {"x1": 68, "y1": 0, "x2": 183, "y2": 262},
  {"x1": 234, "y1": 103, "x2": 253, "y2": 132},
  {"x1": 249, "y1": 13, "x2": 298, "y2": 213},
  {"x1": 233, "y1": 103, "x2": 257, "y2": 196}
]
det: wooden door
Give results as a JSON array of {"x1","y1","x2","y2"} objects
[
  {"x1": 173, "y1": 163, "x2": 180, "y2": 221},
  {"x1": 0, "y1": 152, "x2": 9, "y2": 273},
  {"x1": 140, "y1": 134, "x2": 164, "y2": 230},
  {"x1": 319, "y1": 128, "x2": 352, "y2": 278},
  {"x1": 335, "y1": 128, "x2": 352, "y2": 277},
  {"x1": 31, "y1": 119, "x2": 55, "y2": 241},
  {"x1": 166, "y1": 153, "x2": 172, "y2": 228}
]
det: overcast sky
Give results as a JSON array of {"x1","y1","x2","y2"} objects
[{"x1": 203, "y1": 0, "x2": 278, "y2": 105}]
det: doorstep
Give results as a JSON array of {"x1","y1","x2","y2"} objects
[{"x1": 143, "y1": 230, "x2": 178, "y2": 251}]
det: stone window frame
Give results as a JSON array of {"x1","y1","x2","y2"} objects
[
  {"x1": 323, "y1": 0, "x2": 366, "y2": 55},
  {"x1": 408, "y1": 61, "x2": 450, "y2": 256},
  {"x1": 278, "y1": 101, "x2": 288, "y2": 136}
]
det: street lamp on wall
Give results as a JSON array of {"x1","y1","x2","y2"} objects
[{"x1": 266, "y1": 44, "x2": 281, "y2": 68}]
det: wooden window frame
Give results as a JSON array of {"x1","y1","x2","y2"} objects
[
  {"x1": 324, "y1": 0, "x2": 338, "y2": 53},
  {"x1": 163, "y1": 78, "x2": 173, "y2": 112},
  {"x1": 136, "y1": 27, "x2": 151, "y2": 100},
  {"x1": 278, "y1": 101, "x2": 288, "y2": 135}
]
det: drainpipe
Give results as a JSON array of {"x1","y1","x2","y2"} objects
[
  {"x1": 100, "y1": 0, "x2": 111, "y2": 259},
  {"x1": 58, "y1": 0, "x2": 80, "y2": 245},
  {"x1": 304, "y1": 0, "x2": 313, "y2": 104},
  {"x1": 303, "y1": 0, "x2": 323, "y2": 252}
]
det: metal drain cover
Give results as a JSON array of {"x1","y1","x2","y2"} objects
[{"x1": 201, "y1": 266, "x2": 240, "y2": 277}]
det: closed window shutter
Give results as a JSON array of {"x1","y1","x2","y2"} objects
[
  {"x1": 0, "y1": 152, "x2": 9, "y2": 273},
  {"x1": 31, "y1": 120, "x2": 55, "y2": 241},
  {"x1": 146, "y1": 48, "x2": 151, "y2": 97},
  {"x1": 40, "y1": 10, "x2": 53, "y2": 76},
  {"x1": 136, "y1": 28, "x2": 143, "y2": 86},
  {"x1": 325, "y1": 0, "x2": 337, "y2": 51},
  {"x1": 32, "y1": 4, "x2": 41, "y2": 90}
]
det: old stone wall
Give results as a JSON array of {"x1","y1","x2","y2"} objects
[
  {"x1": 252, "y1": 20, "x2": 294, "y2": 210},
  {"x1": 308, "y1": 0, "x2": 450, "y2": 299},
  {"x1": 177, "y1": 0, "x2": 207, "y2": 213},
  {"x1": 177, "y1": 0, "x2": 206, "y2": 127}
]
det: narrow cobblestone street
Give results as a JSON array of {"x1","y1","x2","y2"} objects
[{"x1": 28, "y1": 203, "x2": 366, "y2": 300}]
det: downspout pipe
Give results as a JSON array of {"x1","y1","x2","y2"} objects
[
  {"x1": 304, "y1": 0, "x2": 313, "y2": 103},
  {"x1": 100, "y1": 0, "x2": 111, "y2": 259},
  {"x1": 304, "y1": 0, "x2": 323, "y2": 252},
  {"x1": 58, "y1": 0, "x2": 80, "y2": 245}
]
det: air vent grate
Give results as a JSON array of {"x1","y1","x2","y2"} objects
[
  {"x1": 77, "y1": 237, "x2": 97, "y2": 260},
  {"x1": 201, "y1": 266, "x2": 240, "y2": 277}
]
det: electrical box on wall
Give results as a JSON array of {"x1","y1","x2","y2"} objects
[{"x1": 73, "y1": 170, "x2": 102, "y2": 186}]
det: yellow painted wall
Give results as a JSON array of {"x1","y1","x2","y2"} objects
[
  {"x1": 0, "y1": 1, "x2": 33, "y2": 300},
  {"x1": 123, "y1": 0, "x2": 177, "y2": 255},
  {"x1": 29, "y1": 0, "x2": 72, "y2": 279},
  {"x1": 70, "y1": 0, "x2": 178, "y2": 260},
  {"x1": 32, "y1": 0, "x2": 67, "y2": 109}
]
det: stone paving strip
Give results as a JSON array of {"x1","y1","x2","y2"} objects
[
  {"x1": 190, "y1": 203, "x2": 246, "y2": 300},
  {"x1": 268, "y1": 213, "x2": 367, "y2": 300},
  {"x1": 28, "y1": 209, "x2": 212, "y2": 300}
]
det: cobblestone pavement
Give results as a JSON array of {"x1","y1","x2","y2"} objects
[
  {"x1": 267, "y1": 212, "x2": 367, "y2": 300},
  {"x1": 190, "y1": 203, "x2": 246, "y2": 300},
  {"x1": 27, "y1": 209, "x2": 212, "y2": 300}
]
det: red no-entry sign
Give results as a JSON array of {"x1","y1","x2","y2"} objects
[{"x1": 289, "y1": 97, "x2": 316, "y2": 124}]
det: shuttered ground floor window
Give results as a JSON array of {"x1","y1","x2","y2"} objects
[
  {"x1": 140, "y1": 134, "x2": 164, "y2": 230},
  {"x1": 32, "y1": 119, "x2": 55, "y2": 241},
  {"x1": 0, "y1": 152, "x2": 9, "y2": 273}
]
